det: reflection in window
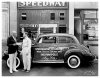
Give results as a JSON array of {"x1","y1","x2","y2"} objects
[
  {"x1": 58, "y1": 36, "x2": 75, "y2": 43},
  {"x1": 83, "y1": 20, "x2": 98, "y2": 40},
  {"x1": 38, "y1": 36, "x2": 56, "y2": 43},
  {"x1": 84, "y1": 11, "x2": 97, "y2": 18}
]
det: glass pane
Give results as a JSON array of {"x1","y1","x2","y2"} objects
[
  {"x1": 40, "y1": 27, "x2": 53, "y2": 34},
  {"x1": 60, "y1": 17, "x2": 64, "y2": 20},
  {"x1": 84, "y1": 11, "x2": 97, "y2": 18},
  {"x1": 50, "y1": 13, "x2": 55, "y2": 20},
  {"x1": 58, "y1": 36, "x2": 75, "y2": 43},
  {"x1": 21, "y1": 13, "x2": 27, "y2": 20},
  {"x1": 38, "y1": 36, "x2": 56, "y2": 43},
  {"x1": 60, "y1": 13, "x2": 64, "y2": 16},
  {"x1": 83, "y1": 19, "x2": 98, "y2": 40},
  {"x1": 74, "y1": 9, "x2": 81, "y2": 16}
]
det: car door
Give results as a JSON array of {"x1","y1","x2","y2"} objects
[
  {"x1": 56, "y1": 36, "x2": 76, "y2": 60},
  {"x1": 32, "y1": 36, "x2": 58, "y2": 62}
]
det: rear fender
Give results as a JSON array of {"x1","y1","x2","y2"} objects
[
  {"x1": 64, "y1": 49, "x2": 84, "y2": 63},
  {"x1": 64, "y1": 49, "x2": 83, "y2": 58}
]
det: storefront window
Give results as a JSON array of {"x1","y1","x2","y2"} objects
[
  {"x1": 59, "y1": 24, "x2": 67, "y2": 33},
  {"x1": 83, "y1": 11, "x2": 98, "y2": 41},
  {"x1": 40, "y1": 27, "x2": 53, "y2": 34},
  {"x1": 84, "y1": 10, "x2": 97, "y2": 18},
  {"x1": 74, "y1": 9, "x2": 81, "y2": 17}
]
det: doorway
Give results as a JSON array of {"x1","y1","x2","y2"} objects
[
  {"x1": 59, "y1": 27, "x2": 66, "y2": 33},
  {"x1": 74, "y1": 19, "x2": 82, "y2": 43}
]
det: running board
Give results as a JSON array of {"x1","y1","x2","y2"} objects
[{"x1": 32, "y1": 60, "x2": 64, "y2": 63}]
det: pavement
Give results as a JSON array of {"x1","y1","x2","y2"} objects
[{"x1": 2, "y1": 59, "x2": 98, "y2": 76}]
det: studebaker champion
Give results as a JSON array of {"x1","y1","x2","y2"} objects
[{"x1": 3, "y1": 33, "x2": 95, "y2": 69}]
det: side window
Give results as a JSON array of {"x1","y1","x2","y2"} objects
[
  {"x1": 38, "y1": 36, "x2": 56, "y2": 43},
  {"x1": 58, "y1": 36, "x2": 75, "y2": 43}
]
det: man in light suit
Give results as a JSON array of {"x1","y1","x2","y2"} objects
[
  {"x1": 21, "y1": 32, "x2": 31, "y2": 72},
  {"x1": 7, "y1": 31, "x2": 18, "y2": 73}
]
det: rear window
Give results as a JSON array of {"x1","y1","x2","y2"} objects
[
  {"x1": 37, "y1": 36, "x2": 56, "y2": 43},
  {"x1": 58, "y1": 36, "x2": 75, "y2": 43}
]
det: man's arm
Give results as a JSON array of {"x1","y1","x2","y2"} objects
[
  {"x1": 27, "y1": 39, "x2": 32, "y2": 52},
  {"x1": 28, "y1": 39, "x2": 32, "y2": 49},
  {"x1": 7, "y1": 37, "x2": 16, "y2": 47},
  {"x1": 7, "y1": 37, "x2": 12, "y2": 47}
]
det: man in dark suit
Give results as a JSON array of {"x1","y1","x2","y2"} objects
[{"x1": 7, "y1": 31, "x2": 18, "y2": 73}]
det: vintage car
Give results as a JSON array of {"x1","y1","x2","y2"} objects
[
  {"x1": 31, "y1": 33, "x2": 95, "y2": 68},
  {"x1": 3, "y1": 33, "x2": 95, "y2": 69}
]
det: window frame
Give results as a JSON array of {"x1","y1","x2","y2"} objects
[
  {"x1": 37, "y1": 36, "x2": 57, "y2": 44},
  {"x1": 50, "y1": 13, "x2": 55, "y2": 20},
  {"x1": 57, "y1": 36, "x2": 76, "y2": 44},
  {"x1": 21, "y1": 13, "x2": 27, "y2": 20},
  {"x1": 59, "y1": 12, "x2": 65, "y2": 20}
]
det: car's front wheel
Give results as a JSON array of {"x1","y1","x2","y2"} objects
[{"x1": 67, "y1": 55, "x2": 81, "y2": 68}]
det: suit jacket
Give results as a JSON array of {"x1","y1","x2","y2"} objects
[{"x1": 7, "y1": 36, "x2": 18, "y2": 54}]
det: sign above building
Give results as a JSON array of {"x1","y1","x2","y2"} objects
[{"x1": 18, "y1": 2, "x2": 68, "y2": 8}]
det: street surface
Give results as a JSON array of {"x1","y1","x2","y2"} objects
[{"x1": 2, "y1": 59, "x2": 98, "y2": 76}]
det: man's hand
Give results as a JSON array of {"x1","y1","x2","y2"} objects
[
  {"x1": 19, "y1": 51, "x2": 22, "y2": 55},
  {"x1": 13, "y1": 43, "x2": 17, "y2": 46}
]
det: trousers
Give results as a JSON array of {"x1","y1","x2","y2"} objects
[
  {"x1": 9, "y1": 52, "x2": 17, "y2": 72},
  {"x1": 22, "y1": 48, "x2": 31, "y2": 70}
]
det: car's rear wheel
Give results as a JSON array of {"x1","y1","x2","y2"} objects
[{"x1": 67, "y1": 55, "x2": 81, "y2": 68}]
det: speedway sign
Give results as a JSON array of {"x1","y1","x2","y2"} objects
[{"x1": 18, "y1": 2, "x2": 68, "y2": 7}]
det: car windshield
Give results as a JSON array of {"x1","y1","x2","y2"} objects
[
  {"x1": 38, "y1": 36, "x2": 56, "y2": 43},
  {"x1": 58, "y1": 36, "x2": 75, "y2": 43}
]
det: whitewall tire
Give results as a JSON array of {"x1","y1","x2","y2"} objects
[{"x1": 67, "y1": 55, "x2": 81, "y2": 68}]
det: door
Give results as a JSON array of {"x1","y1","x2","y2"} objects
[
  {"x1": 74, "y1": 19, "x2": 82, "y2": 43},
  {"x1": 33, "y1": 36, "x2": 61, "y2": 62}
]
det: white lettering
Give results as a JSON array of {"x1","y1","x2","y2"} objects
[
  {"x1": 38, "y1": 2, "x2": 43, "y2": 6},
  {"x1": 18, "y1": 2, "x2": 67, "y2": 7}
]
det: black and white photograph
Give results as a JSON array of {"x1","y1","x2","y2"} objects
[{"x1": 1, "y1": 0, "x2": 98, "y2": 76}]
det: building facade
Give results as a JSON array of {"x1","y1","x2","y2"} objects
[
  {"x1": 2, "y1": 2, "x2": 98, "y2": 56},
  {"x1": 17, "y1": 2, "x2": 69, "y2": 41}
]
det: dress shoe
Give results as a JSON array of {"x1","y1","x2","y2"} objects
[
  {"x1": 22, "y1": 69, "x2": 26, "y2": 71},
  {"x1": 26, "y1": 70, "x2": 30, "y2": 72},
  {"x1": 13, "y1": 69, "x2": 18, "y2": 72},
  {"x1": 9, "y1": 70, "x2": 13, "y2": 74}
]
